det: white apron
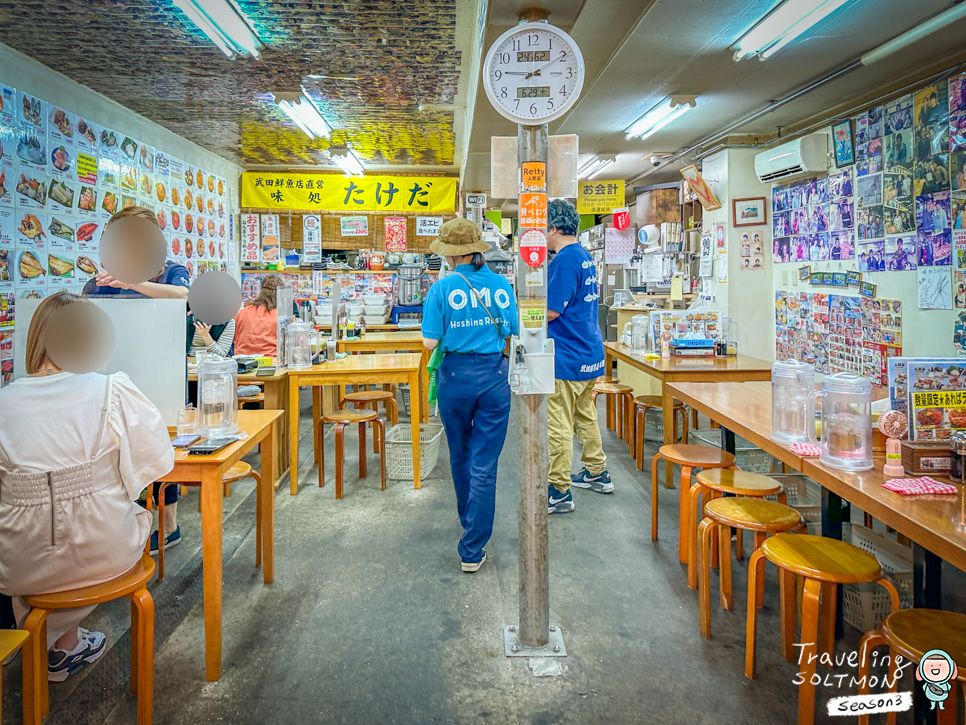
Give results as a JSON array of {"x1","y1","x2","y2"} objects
[{"x1": 0, "y1": 375, "x2": 152, "y2": 597}]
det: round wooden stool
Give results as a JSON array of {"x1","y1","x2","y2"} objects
[
  {"x1": 858, "y1": 609, "x2": 966, "y2": 725},
  {"x1": 649, "y1": 444, "x2": 736, "y2": 565},
  {"x1": 596, "y1": 376, "x2": 620, "y2": 430},
  {"x1": 154, "y1": 461, "x2": 261, "y2": 582},
  {"x1": 698, "y1": 497, "x2": 804, "y2": 639},
  {"x1": 633, "y1": 395, "x2": 688, "y2": 469},
  {"x1": 746, "y1": 534, "x2": 901, "y2": 725},
  {"x1": 688, "y1": 469, "x2": 787, "y2": 589},
  {"x1": 592, "y1": 382, "x2": 634, "y2": 444},
  {"x1": 21, "y1": 555, "x2": 156, "y2": 725},
  {"x1": 319, "y1": 409, "x2": 386, "y2": 499},
  {"x1": 343, "y1": 389, "x2": 398, "y2": 452}
]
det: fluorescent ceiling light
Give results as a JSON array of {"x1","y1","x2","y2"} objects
[
  {"x1": 274, "y1": 91, "x2": 332, "y2": 139},
  {"x1": 582, "y1": 155, "x2": 617, "y2": 180},
  {"x1": 625, "y1": 97, "x2": 696, "y2": 141},
  {"x1": 173, "y1": 0, "x2": 263, "y2": 59},
  {"x1": 734, "y1": 0, "x2": 853, "y2": 61},
  {"x1": 329, "y1": 147, "x2": 365, "y2": 176}
]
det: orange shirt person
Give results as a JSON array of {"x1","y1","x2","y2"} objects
[{"x1": 234, "y1": 274, "x2": 285, "y2": 357}]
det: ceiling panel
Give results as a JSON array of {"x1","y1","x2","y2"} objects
[{"x1": 0, "y1": 0, "x2": 470, "y2": 170}]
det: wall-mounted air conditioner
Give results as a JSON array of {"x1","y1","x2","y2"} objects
[{"x1": 754, "y1": 135, "x2": 829, "y2": 183}]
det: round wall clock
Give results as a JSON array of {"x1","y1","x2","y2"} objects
[{"x1": 483, "y1": 22, "x2": 585, "y2": 125}]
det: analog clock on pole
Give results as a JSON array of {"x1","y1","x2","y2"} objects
[{"x1": 483, "y1": 22, "x2": 585, "y2": 125}]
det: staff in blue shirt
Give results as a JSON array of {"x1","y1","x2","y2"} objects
[
  {"x1": 546, "y1": 200, "x2": 610, "y2": 515},
  {"x1": 423, "y1": 219, "x2": 518, "y2": 573}
]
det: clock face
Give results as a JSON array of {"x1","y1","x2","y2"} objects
[{"x1": 483, "y1": 23, "x2": 584, "y2": 125}]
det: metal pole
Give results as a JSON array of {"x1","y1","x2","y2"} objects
[{"x1": 517, "y1": 122, "x2": 550, "y2": 648}]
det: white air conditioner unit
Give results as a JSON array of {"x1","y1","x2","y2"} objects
[{"x1": 754, "y1": 136, "x2": 829, "y2": 183}]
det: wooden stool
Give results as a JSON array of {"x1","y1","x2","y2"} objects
[
  {"x1": 688, "y1": 469, "x2": 786, "y2": 589},
  {"x1": 698, "y1": 497, "x2": 804, "y2": 638},
  {"x1": 858, "y1": 609, "x2": 966, "y2": 725},
  {"x1": 634, "y1": 395, "x2": 688, "y2": 469},
  {"x1": 22, "y1": 555, "x2": 156, "y2": 725},
  {"x1": 154, "y1": 461, "x2": 261, "y2": 582},
  {"x1": 649, "y1": 444, "x2": 736, "y2": 565},
  {"x1": 746, "y1": 534, "x2": 901, "y2": 725},
  {"x1": 319, "y1": 409, "x2": 386, "y2": 499},
  {"x1": 343, "y1": 389, "x2": 398, "y2": 452},
  {"x1": 596, "y1": 376, "x2": 620, "y2": 430},
  {"x1": 592, "y1": 382, "x2": 634, "y2": 444}
]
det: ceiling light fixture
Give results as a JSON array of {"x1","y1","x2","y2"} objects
[
  {"x1": 733, "y1": 0, "x2": 854, "y2": 61},
  {"x1": 329, "y1": 146, "x2": 365, "y2": 176},
  {"x1": 583, "y1": 154, "x2": 617, "y2": 180},
  {"x1": 173, "y1": 0, "x2": 263, "y2": 59},
  {"x1": 625, "y1": 97, "x2": 697, "y2": 141},
  {"x1": 273, "y1": 91, "x2": 332, "y2": 139}
]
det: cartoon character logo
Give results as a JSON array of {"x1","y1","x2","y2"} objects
[{"x1": 916, "y1": 649, "x2": 958, "y2": 710}]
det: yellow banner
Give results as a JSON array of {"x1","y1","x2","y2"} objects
[
  {"x1": 241, "y1": 173, "x2": 457, "y2": 213},
  {"x1": 913, "y1": 390, "x2": 966, "y2": 408},
  {"x1": 577, "y1": 180, "x2": 625, "y2": 214}
]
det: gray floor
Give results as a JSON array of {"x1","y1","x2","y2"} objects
[{"x1": 3, "y1": 391, "x2": 933, "y2": 724}]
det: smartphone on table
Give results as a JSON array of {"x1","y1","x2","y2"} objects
[
  {"x1": 171, "y1": 434, "x2": 201, "y2": 449},
  {"x1": 185, "y1": 438, "x2": 236, "y2": 455}
]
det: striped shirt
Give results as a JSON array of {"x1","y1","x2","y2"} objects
[{"x1": 190, "y1": 320, "x2": 235, "y2": 357}]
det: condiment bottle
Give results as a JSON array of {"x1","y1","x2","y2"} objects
[{"x1": 951, "y1": 431, "x2": 966, "y2": 484}]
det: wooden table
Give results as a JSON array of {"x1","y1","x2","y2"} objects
[
  {"x1": 157, "y1": 409, "x2": 280, "y2": 682},
  {"x1": 189, "y1": 365, "x2": 289, "y2": 489},
  {"x1": 603, "y1": 342, "x2": 772, "y2": 483},
  {"x1": 287, "y1": 353, "x2": 423, "y2": 495},
  {"x1": 337, "y1": 332, "x2": 430, "y2": 422}
]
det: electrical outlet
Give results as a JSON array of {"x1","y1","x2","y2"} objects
[
  {"x1": 792, "y1": 273, "x2": 798, "y2": 286},
  {"x1": 782, "y1": 270, "x2": 788, "y2": 285}
]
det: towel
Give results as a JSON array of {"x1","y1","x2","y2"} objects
[
  {"x1": 790, "y1": 443, "x2": 823, "y2": 457},
  {"x1": 882, "y1": 477, "x2": 959, "y2": 495}
]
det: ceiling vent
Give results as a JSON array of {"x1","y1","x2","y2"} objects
[{"x1": 754, "y1": 135, "x2": 828, "y2": 183}]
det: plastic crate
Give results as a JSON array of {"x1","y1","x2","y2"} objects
[
  {"x1": 385, "y1": 423, "x2": 444, "y2": 481},
  {"x1": 842, "y1": 524, "x2": 913, "y2": 632},
  {"x1": 765, "y1": 473, "x2": 822, "y2": 526},
  {"x1": 640, "y1": 407, "x2": 684, "y2": 443},
  {"x1": 399, "y1": 385, "x2": 411, "y2": 416},
  {"x1": 689, "y1": 428, "x2": 778, "y2": 474}
]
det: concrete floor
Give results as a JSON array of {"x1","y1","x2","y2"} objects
[{"x1": 2, "y1": 391, "x2": 935, "y2": 724}]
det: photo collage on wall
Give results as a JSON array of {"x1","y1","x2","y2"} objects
[
  {"x1": 914, "y1": 83, "x2": 952, "y2": 269},
  {"x1": 883, "y1": 95, "x2": 917, "y2": 269},
  {"x1": 776, "y1": 290, "x2": 902, "y2": 383},
  {"x1": 771, "y1": 176, "x2": 832, "y2": 263},
  {"x1": 854, "y1": 106, "x2": 886, "y2": 271},
  {"x1": 0, "y1": 81, "x2": 231, "y2": 309}
]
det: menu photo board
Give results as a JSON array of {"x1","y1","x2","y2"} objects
[{"x1": 260, "y1": 213, "x2": 279, "y2": 263}]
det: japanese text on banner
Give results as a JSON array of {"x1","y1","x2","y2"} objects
[
  {"x1": 241, "y1": 173, "x2": 457, "y2": 213},
  {"x1": 577, "y1": 180, "x2": 625, "y2": 214}
]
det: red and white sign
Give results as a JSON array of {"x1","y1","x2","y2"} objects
[
  {"x1": 519, "y1": 228, "x2": 547, "y2": 267},
  {"x1": 241, "y1": 213, "x2": 260, "y2": 262},
  {"x1": 612, "y1": 206, "x2": 630, "y2": 231}
]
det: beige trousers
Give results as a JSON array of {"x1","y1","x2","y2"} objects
[{"x1": 548, "y1": 378, "x2": 607, "y2": 492}]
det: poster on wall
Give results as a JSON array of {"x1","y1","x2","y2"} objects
[
  {"x1": 738, "y1": 228, "x2": 765, "y2": 270},
  {"x1": 918, "y1": 265, "x2": 952, "y2": 309},
  {"x1": 384, "y1": 216, "x2": 407, "y2": 252},
  {"x1": 241, "y1": 213, "x2": 260, "y2": 263},
  {"x1": 699, "y1": 233, "x2": 713, "y2": 277},
  {"x1": 605, "y1": 226, "x2": 634, "y2": 264},
  {"x1": 302, "y1": 214, "x2": 321, "y2": 263},
  {"x1": 341, "y1": 216, "x2": 368, "y2": 237},
  {"x1": 416, "y1": 216, "x2": 442, "y2": 237}
]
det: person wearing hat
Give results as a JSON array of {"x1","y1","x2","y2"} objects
[{"x1": 423, "y1": 218, "x2": 518, "y2": 573}]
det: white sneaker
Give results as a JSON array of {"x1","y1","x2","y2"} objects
[{"x1": 462, "y1": 551, "x2": 487, "y2": 573}]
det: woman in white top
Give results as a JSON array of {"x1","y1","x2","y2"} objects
[{"x1": 0, "y1": 292, "x2": 174, "y2": 681}]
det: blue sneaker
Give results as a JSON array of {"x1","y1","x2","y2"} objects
[
  {"x1": 571, "y1": 468, "x2": 615, "y2": 494},
  {"x1": 48, "y1": 628, "x2": 106, "y2": 682},
  {"x1": 548, "y1": 485, "x2": 575, "y2": 514},
  {"x1": 149, "y1": 526, "x2": 181, "y2": 555}
]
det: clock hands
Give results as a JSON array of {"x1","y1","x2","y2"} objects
[{"x1": 525, "y1": 52, "x2": 565, "y2": 80}]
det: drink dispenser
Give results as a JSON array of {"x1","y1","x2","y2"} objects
[
  {"x1": 771, "y1": 360, "x2": 815, "y2": 443},
  {"x1": 286, "y1": 320, "x2": 319, "y2": 370},
  {"x1": 806, "y1": 372, "x2": 874, "y2": 472},
  {"x1": 197, "y1": 356, "x2": 239, "y2": 438},
  {"x1": 631, "y1": 314, "x2": 651, "y2": 352}
]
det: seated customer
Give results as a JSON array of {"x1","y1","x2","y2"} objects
[
  {"x1": 233, "y1": 274, "x2": 285, "y2": 357},
  {"x1": 188, "y1": 310, "x2": 235, "y2": 357},
  {"x1": 0, "y1": 292, "x2": 174, "y2": 681}
]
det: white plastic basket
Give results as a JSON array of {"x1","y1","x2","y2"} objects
[
  {"x1": 766, "y1": 473, "x2": 822, "y2": 525},
  {"x1": 690, "y1": 428, "x2": 778, "y2": 474},
  {"x1": 842, "y1": 524, "x2": 913, "y2": 632},
  {"x1": 385, "y1": 423, "x2": 444, "y2": 481},
  {"x1": 640, "y1": 407, "x2": 684, "y2": 443},
  {"x1": 399, "y1": 384, "x2": 411, "y2": 416}
]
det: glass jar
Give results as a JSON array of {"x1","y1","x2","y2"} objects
[
  {"x1": 771, "y1": 360, "x2": 815, "y2": 444},
  {"x1": 806, "y1": 372, "x2": 873, "y2": 472},
  {"x1": 197, "y1": 356, "x2": 239, "y2": 438}
]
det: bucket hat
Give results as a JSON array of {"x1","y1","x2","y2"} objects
[{"x1": 429, "y1": 218, "x2": 490, "y2": 256}]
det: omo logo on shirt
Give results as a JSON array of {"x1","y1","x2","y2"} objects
[{"x1": 448, "y1": 287, "x2": 512, "y2": 311}]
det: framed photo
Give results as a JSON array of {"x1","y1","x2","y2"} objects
[
  {"x1": 832, "y1": 119, "x2": 855, "y2": 168},
  {"x1": 680, "y1": 164, "x2": 722, "y2": 212},
  {"x1": 732, "y1": 197, "x2": 767, "y2": 227},
  {"x1": 799, "y1": 265, "x2": 811, "y2": 280},
  {"x1": 847, "y1": 270, "x2": 862, "y2": 286}
]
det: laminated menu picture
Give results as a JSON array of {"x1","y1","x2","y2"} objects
[
  {"x1": 73, "y1": 221, "x2": 100, "y2": 253},
  {"x1": 15, "y1": 248, "x2": 47, "y2": 289},
  {"x1": 46, "y1": 214, "x2": 76, "y2": 251},
  {"x1": 0, "y1": 85, "x2": 14, "y2": 127},
  {"x1": 74, "y1": 151, "x2": 97, "y2": 187},
  {"x1": 0, "y1": 206, "x2": 14, "y2": 248},
  {"x1": 185, "y1": 164, "x2": 196, "y2": 189},
  {"x1": 0, "y1": 249, "x2": 11, "y2": 289},
  {"x1": 154, "y1": 150, "x2": 169, "y2": 177},
  {"x1": 74, "y1": 117, "x2": 98, "y2": 154},
  {"x1": 0, "y1": 123, "x2": 15, "y2": 172},
  {"x1": 15, "y1": 211, "x2": 46, "y2": 249},
  {"x1": 170, "y1": 207, "x2": 182, "y2": 234},
  {"x1": 18, "y1": 92, "x2": 44, "y2": 133},
  {"x1": 99, "y1": 128, "x2": 119, "y2": 161},
  {"x1": 47, "y1": 251, "x2": 75, "y2": 281},
  {"x1": 16, "y1": 128, "x2": 46, "y2": 176},
  {"x1": 216, "y1": 176, "x2": 225, "y2": 198},
  {"x1": 908, "y1": 361, "x2": 966, "y2": 440},
  {"x1": 154, "y1": 176, "x2": 168, "y2": 206},
  {"x1": 138, "y1": 143, "x2": 154, "y2": 173},
  {"x1": 73, "y1": 251, "x2": 99, "y2": 282},
  {"x1": 98, "y1": 188, "x2": 118, "y2": 222},
  {"x1": 76, "y1": 185, "x2": 97, "y2": 219},
  {"x1": 138, "y1": 170, "x2": 153, "y2": 200},
  {"x1": 47, "y1": 179, "x2": 76, "y2": 215},
  {"x1": 155, "y1": 207, "x2": 168, "y2": 234},
  {"x1": 48, "y1": 144, "x2": 73, "y2": 179},
  {"x1": 47, "y1": 106, "x2": 73, "y2": 148},
  {"x1": 119, "y1": 136, "x2": 138, "y2": 164},
  {"x1": 98, "y1": 156, "x2": 119, "y2": 194},
  {"x1": 119, "y1": 163, "x2": 137, "y2": 194},
  {"x1": 0, "y1": 166, "x2": 11, "y2": 209}
]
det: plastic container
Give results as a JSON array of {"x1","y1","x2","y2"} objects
[
  {"x1": 806, "y1": 372, "x2": 874, "y2": 472},
  {"x1": 197, "y1": 356, "x2": 239, "y2": 437},
  {"x1": 689, "y1": 429, "x2": 778, "y2": 473},
  {"x1": 285, "y1": 321, "x2": 319, "y2": 370},
  {"x1": 771, "y1": 360, "x2": 815, "y2": 444},
  {"x1": 843, "y1": 524, "x2": 913, "y2": 631},
  {"x1": 385, "y1": 423, "x2": 444, "y2": 480}
]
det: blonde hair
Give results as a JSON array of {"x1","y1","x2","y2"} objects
[
  {"x1": 104, "y1": 205, "x2": 159, "y2": 230},
  {"x1": 26, "y1": 291, "x2": 84, "y2": 374}
]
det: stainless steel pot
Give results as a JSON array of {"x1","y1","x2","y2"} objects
[{"x1": 397, "y1": 264, "x2": 425, "y2": 305}]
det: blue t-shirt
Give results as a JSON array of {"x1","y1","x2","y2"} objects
[
  {"x1": 547, "y1": 243, "x2": 604, "y2": 380},
  {"x1": 82, "y1": 261, "x2": 190, "y2": 298},
  {"x1": 423, "y1": 264, "x2": 518, "y2": 354}
]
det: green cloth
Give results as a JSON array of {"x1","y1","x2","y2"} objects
[{"x1": 427, "y1": 344, "x2": 445, "y2": 405}]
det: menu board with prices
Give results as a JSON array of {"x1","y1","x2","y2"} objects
[
  {"x1": 260, "y1": 213, "x2": 279, "y2": 263},
  {"x1": 302, "y1": 214, "x2": 321, "y2": 262},
  {"x1": 241, "y1": 213, "x2": 260, "y2": 262}
]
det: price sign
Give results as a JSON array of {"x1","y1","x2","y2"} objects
[
  {"x1": 519, "y1": 192, "x2": 547, "y2": 229},
  {"x1": 519, "y1": 228, "x2": 547, "y2": 268},
  {"x1": 522, "y1": 161, "x2": 546, "y2": 192}
]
